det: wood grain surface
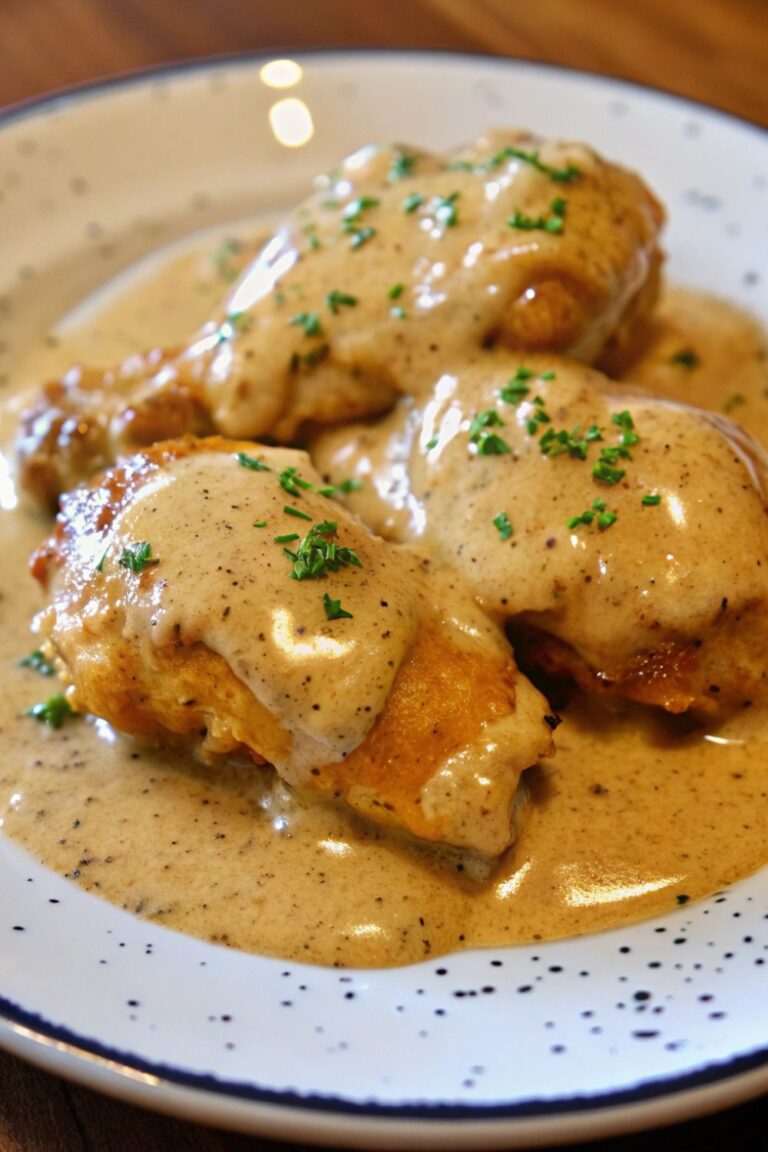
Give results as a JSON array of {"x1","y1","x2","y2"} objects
[{"x1": 0, "y1": 1, "x2": 765, "y2": 1150}]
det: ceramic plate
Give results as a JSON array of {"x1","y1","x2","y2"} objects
[{"x1": 0, "y1": 52, "x2": 766, "y2": 1147}]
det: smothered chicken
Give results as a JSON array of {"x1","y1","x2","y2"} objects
[
  {"x1": 30, "y1": 438, "x2": 554, "y2": 857},
  {"x1": 313, "y1": 353, "x2": 768, "y2": 719},
  {"x1": 18, "y1": 130, "x2": 663, "y2": 509}
]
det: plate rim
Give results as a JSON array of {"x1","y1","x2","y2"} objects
[{"x1": 0, "y1": 46, "x2": 766, "y2": 138}]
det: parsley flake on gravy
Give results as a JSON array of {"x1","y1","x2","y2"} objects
[
  {"x1": 323, "y1": 593, "x2": 354, "y2": 621},
  {"x1": 26, "y1": 693, "x2": 74, "y2": 729},
  {"x1": 118, "y1": 541, "x2": 158, "y2": 574}
]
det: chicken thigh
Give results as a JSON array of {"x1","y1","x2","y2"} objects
[
  {"x1": 313, "y1": 353, "x2": 768, "y2": 718},
  {"x1": 30, "y1": 437, "x2": 555, "y2": 857},
  {"x1": 18, "y1": 130, "x2": 663, "y2": 508}
]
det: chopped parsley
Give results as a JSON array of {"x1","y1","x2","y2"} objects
[
  {"x1": 325, "y1": 289, "x2": 358, "y2": 314},
  {"x1": 118, "y1": 541, "x2": 158, "y2": 574},
  {"x1": 485, "y1": 146, "x2": 581, "y2": 183},
  {"x1": 493, "y1": 511, "x2": 513, "y2": 541},
  {"x1": 348, "y1": 226, "x2": 376, "y2": 250},
  {"x1": 500, "y1": 367, "x2": 534, "y2": 404},
  {"x1": 641, "y1": 494, "x2": 661, "y2": 506},
  {"x1": 432, "y1": 192, "x2": 460, "y2": 228},
  {"x1": 388, "y1": 151, "x2": 418, "y2": 182},
  {"x1": 540, "y1": 424, "x2": 601, "y2": 461},
  {"x1": 342, "y1": 196, "x2": 380, "y2": 221},
  {"x1": 592, "y1": 457, "x2": 626, "y2": 486},
  {"x1": 402, "y1": 192, "x2": 425, "y2": 214},
  {"x1": 323, "y1": 593, "x2": 353, "y2": 620},
  {"x1": 335, "y1": 477, "x2": 363, "y2": 494},
  {"x1": 290, "y1": 311, "x2": 323, "y2": 337},
  {"x1": 289, "y1": 344, "x2": 330, "y2": 370},
  {"x1": 670, "y1": 348, "x2": 700, "y2": 369},
  {"x1": 237, "y1": 452, "x2": 271, "y2": 472},
  {"x1": 568, "y1": 498, "x2": 617, "y2": 531},
  {"x1": 279, "y1": 466, "x2": 314, "y2": 496},
  {"x1": 388, "y1": 283, "x2": 405, "y2": 300},
  {"x1": 26, "y1": 693, "x2": 73, "y2": 729},
  {"x1": 469, "y1": 410, "x2": 510, "y2": 454},
  {"x1": 342, "y1": 197, "x2": 379, "y2": 249},
  {"x1": 508, "y1": 197, "x2": 567, "y2": 234},
  {"x1": 19, "y1": 649, "x2": 55, "y2": 676},
  {"x1": 284, "y1": 521, "x2": 362, "y2": 581},
  {"x1": 284, "y1": 505, "x2": 313, "y2": 521},
  {"x1": 611, "y1": 410, "x2": 639, "y2": 455},
  {"x1": 525, "y1": 396, "x2": 552, "y2": 435},
  {"x1": 253, "y1": 520, "x2": 268, "y2": 528},
  {"x1": 95, "y1": 548, "x2": 108, "y2": 572},
  {"x1": 425, "y1": 435, "x2": 439, "y2": 450}
]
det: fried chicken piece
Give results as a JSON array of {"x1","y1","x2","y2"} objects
[
  {"x1": 30, "y1": 437, "x2": 554, "y2": 857},
  {"x1": 18, "y1": 130, "x2": 663, "y2": 509},
  {"x1": 313, "y1": 353, "x2": 768, "y2": 719}
]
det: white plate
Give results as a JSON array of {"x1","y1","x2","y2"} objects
[{"x1": 0, "y1": 52, "x2": 766, "y2": 1148}]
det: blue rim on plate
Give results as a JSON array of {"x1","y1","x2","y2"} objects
[{"x1": 0, "y1": 50, "x2": 766, "y2": 1146}]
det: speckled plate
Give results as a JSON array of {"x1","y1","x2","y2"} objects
[{"x1": 0, "y1": 52, "x2": 766, "y2": 1148}]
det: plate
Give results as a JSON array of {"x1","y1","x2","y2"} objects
[{"x1": 0, "y1": 51, "x2": 766, "y2": 1147}]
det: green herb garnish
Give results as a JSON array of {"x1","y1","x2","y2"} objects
[
  {"x1": 469, "y1": 411, "x2": 510, "y2": 456},
  {"x1": 290, "y1": 311, "x2": 323, "y2": 337},
  {"x1": 485, "y1": 146, "x2": 581, "y2": 183},
  {"x1": 279, "y1": 466, "x2": 314, "y2": 496},
  {"x1": 493, "y1": 511, "x2": 513, "y2": 541},
  {"x1": 388, "y1": 151, "x2": 418, "y2": 182},
  {"x1": 402, "y1": 192, "x2": 425, "y2": 214},
  {"x1": 670, "y1": 348, "x2": 700, "y2": 369},
  {"x1": 388, "y1": 283, "x2": 405, "y2": 300},
  {"x1": 568, "y1": 498, "x2": 617, "y2": 531},
  {"x1": 641, "y1": 494, "x2": 661, "y2": 506},
  {"x1": 592, "y1": 458, "x2": 626, "y2": 486},
  {"x1": 433, "y1": 191, "x2": 460, "y2": 228},
  {"x1": 19, "y1": 649, "x2": 55, "y2": 676},
  {"x1": 335, "y1": 477, "x2": 363, "y2": 494},
  {"x1": 508, "y1": 197, "x2": 567, "y2": 234},
  {"x1": 325, "y1": 289, "x2": 358, "y2": 314},
  {"x1": 237, "y1": 452, "x2": 271, "y2": 472},
  {"x1": 348, "y1": 226, "x2": 376, "y2": 250},
  {"x1": 26, "y1": 693, "x2": 73, "y2": 729},
  {"x1": 284, "y1": 521, "x2": 362, "y2": 581},
  {"x1": 118, "y1": 542, "x2": 158, "y2": 574},
  {"x1": 323, "y1": 593, "x2": 353, "y2": 620},
  {"x1": 284, "y1": 505, "x2": 313, "y2": 521}
]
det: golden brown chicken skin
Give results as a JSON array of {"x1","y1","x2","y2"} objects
[
  {"x1": 313, "y1": 353, "x2": 768, "y2": 719},
  {"x1": 30, "y1": 437, "x2": 554, "y2": 857},
  {"x1": 17, "y1": 130, "x2": 663, "y2": 509}
]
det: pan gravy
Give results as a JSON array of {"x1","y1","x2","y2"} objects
[{"x1": 0, "y1": 235, "x2": 766, "y2": 968}]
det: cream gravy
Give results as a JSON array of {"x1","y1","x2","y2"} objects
[{"x1": 0, "y1": 234, "x2": 766, "y2": 968}]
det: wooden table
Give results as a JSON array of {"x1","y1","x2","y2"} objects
[{"x1": 0, "y1": 2, "x2": 765, "y2": 1149}]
